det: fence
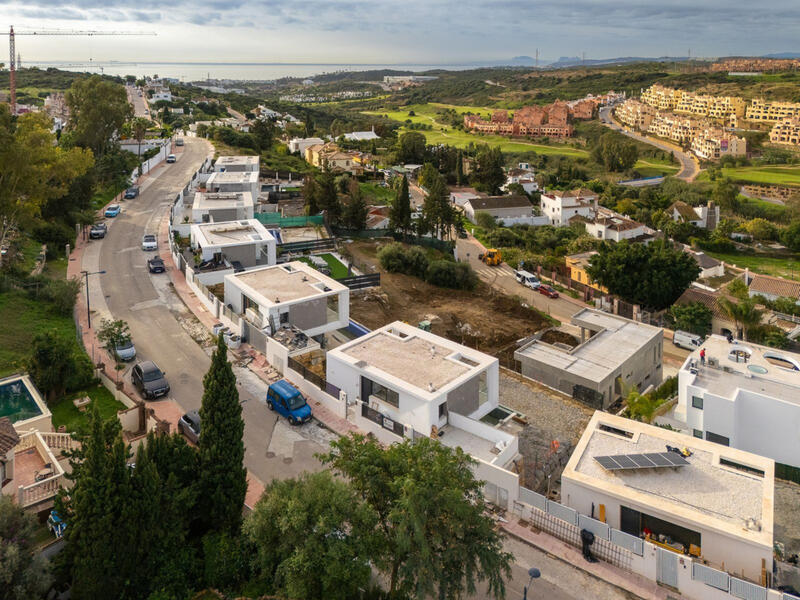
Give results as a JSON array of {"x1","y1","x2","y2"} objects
[
  {"x1": 361, "y1": 403, "x2": 405, "y2": 437},
  {"x1": 339, "y1": 273, "x2": 381, "y2": 290},
  {"x1": 278, "y1": 238, "x2": 337, "y2": 254},
  {"x1": 511, "y1": 489, "x2": 778, "y2": 600},
  {"x1": 255, "y1": 214, "x2": 325, "y2": 227},
  {"x1": 287, "y1": 355, "x2": 334, "y2": 395},
  {"x1": 334, "y1": 228, "x2": 455, "y2": 253}
]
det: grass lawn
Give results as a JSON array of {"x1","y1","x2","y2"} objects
[
  {"x1": 296, "y1": 253, "x2": 350, "y2": 279},
  {"x1": 51, "y1": 384, "x2": 127, "y2": 433},
  {"x1": 91, "y1": 185, "x2": 121, "y2": 211},
  {"x1": 702, "y1": 250, "x2": 800, "y2": 279},
  {"x1": 364, "y1": 103, "x2": 589, "y2": 158},
  {"x1": 360, "y1": 182, "x2": 395, "y2": 205},
  {"x1": 701, "y1": 165, "x2": 800, "y2": 187},
  {"x1": 633, "y1": 158, "x2": 680, "y2": 177},
  {"x1": 0, "y1": 290, "x2": 78, "y2": 378}
]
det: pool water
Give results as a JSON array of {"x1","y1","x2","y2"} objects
[
  {"x1": 0, "y1": 379, "x2": 43, "y2": 423},
  {"x1": 481, "y1": 406, "x2": 514, "y2": 426}
]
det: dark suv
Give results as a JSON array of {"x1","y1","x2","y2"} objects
[
  {"x1": 124, "y1": 186, "x2": 139, "y2": 199},
  {"x1": 131, "y1": 361, "x2": 170, "y2": 399}
]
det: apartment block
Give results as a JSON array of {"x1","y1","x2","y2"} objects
[
  {"x1": 690, "y1": 128, "x2": 747, "y2": 161},
  {"x1": 769, "y1": 117, "x2": 800, "y2": 146},
  {"x1": 746, "y1": 99, "x2": 800, "y2": 122},
  {"x1": 675, "y1": 93, "x2": 746, "y2": 120},
  {"x1": 675, "y1": 335, "x2": 800, "y2": 469},
  {"x1": 613, "y1": 99, "x2": 656, "y2": 131},
  {"x1": 647, "y1": 112, "x2": 703, "y2": 144},
  {"x1": 640, "y1": 84, "x2": 684, "y2": 111}
]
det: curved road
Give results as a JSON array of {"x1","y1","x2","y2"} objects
[
  {"x1": 86, "y1": 137, "x2": 330, "y2": 485},
  {"x1": 599, "y1": 106, "x2": 699, "y2": 181}
]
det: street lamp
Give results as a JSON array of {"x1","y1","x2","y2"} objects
[
  {"x1": 522, "y1": 567, "x2": 541, "y2": 600},
  {"x1": 81, "y1": 269, "x2": 106, "y2": 329}
]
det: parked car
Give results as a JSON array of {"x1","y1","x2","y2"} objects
[
  {"x1": 673, "y1": 330, "x2": 704, "y2": 350},
  {"x1": 89, "y1": 222, "x2": 107, "y2": 239},
  {"x1": 175, "y1": 138, "x2": 184, "y2": 146},
  {"x1": 515, "y1": 270, "x2": 540, "y2": 290},
  {"x1": 124, "y1": 186, "x2": 139, "y2": 199},
  {"x1": 178, "y1": 411, "x2": 201, "y2": 444},
  {"x1": 266, "y1": 380, "x2": 312, "y2": 425},
  {"x1": 104, "y1": 204, "x2": 121, "y2": 218},
  {"x1": 114, "y1": 339, "x2": 136, "y2": 361},
  {"x1": 147, "y1": 256, "x2": 166, "y2": 273},
  {"x1": 538, "y1": 284, "x2": 559, "y2": 298},
  {"x1": 166, "y1": 154, "x2": 176, "y2": 163},
  {"x1": 141, "y1": 234, "x2": 157, "y2": 251},
  {"x1": 131, "y1": 361, "x2": 170, "y2": 399}
]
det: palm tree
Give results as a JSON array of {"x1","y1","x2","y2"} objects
[
  {"x1": 131, "y1": 117, "x2": 150, "y2": 159},
  {"x1": 718, "y1": 297, "x2": 763, "y2": 341}
]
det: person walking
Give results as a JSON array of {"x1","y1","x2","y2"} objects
[{"x1": 700, "y1": 347, "x2": 706, "y2": 365}]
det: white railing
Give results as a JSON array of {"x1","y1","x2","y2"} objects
[
  {"x1": 18, "y1": 473, "x2": 64, "y2": 507},
  {"x1": 39, "y1": 431, "x2": 80, "y2": 453}
]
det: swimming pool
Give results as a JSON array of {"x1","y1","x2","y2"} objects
[{"x1": 0, "y1": 378, "x2": 43, "y2": 423}]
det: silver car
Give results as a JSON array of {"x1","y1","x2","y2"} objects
[
  {"x1": 141, "y1": 234, "x2": 157, "y2": 251},
  {"x1": 114, "y1": 339, "x2": 137, "y2": 361},
  {"x1": 178, "y1": 411, "x2": 201, "y2": 444}
]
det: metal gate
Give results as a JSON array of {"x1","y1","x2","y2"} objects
[{"x1": 657, "y1": 548, "x2": 678, "y2": 588}]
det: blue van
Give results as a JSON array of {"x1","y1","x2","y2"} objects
[{"x1": 267, "y1": 380, "x2": 312, "y2": 425}]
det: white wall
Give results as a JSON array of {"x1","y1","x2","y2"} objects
[{"x1": 496, "y1": 215, "x2": 549, "y2": 226}]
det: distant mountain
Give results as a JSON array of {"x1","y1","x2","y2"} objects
[
  {"x1": 762, "y1": 52, "x2": 800, "y2": 59},
  {"x1": 508, "y1": 56, "x2": 535, "y2": 66},
  {"x1": 547, "y1": 56, "x2": 689, "y2": 69}
]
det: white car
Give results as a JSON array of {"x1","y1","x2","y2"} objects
[
  {"x1": 141, "y1": 234, "x2": 158, "y2": 251},
  {"x1": 166, "y1": 154, "x2": 176, "y2": 163}
]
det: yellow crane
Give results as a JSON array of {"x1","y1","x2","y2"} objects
[{"x1": 2, "y1": 26, "x2": 156, "y2": 114}]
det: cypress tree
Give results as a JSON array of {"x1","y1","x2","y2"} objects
[
  {"x1": 198, "y1": 335, "x2": 247, "y2": 535},
  {"x1": 390, "y1": 175, "x2": 412, "y2": 238},
  {"x1": 456, "y1": 150, "x2": 464, "y2": 186}
]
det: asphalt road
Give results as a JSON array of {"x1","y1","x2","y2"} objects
[
  {"x1": 599, "y1": 106, "x2": 699, "y2": 182},
  {"x1": 88, "y1": 137, "x2": 329, "y2": 485},
  {"x1": 127, "y1": 85, "x2": 150, "y2": 119}
]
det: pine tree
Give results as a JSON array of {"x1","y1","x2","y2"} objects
[
  {"x1": 317, "y1": 171, "x2": 342, "y2": 226},
  {"x1": 389, "y1": 175, "x2": 412, "y2": 238},
  {"x1": 344, "y1": 179, "x2": 368, "y2": 230},
  {"x1": 422, "y1": 175, "x2": 453, "y2": 239},
  {"x1": 303, "y1": 175, "x2": 320, "y2": 215},
  {"x1": 456, "y1": 150, "x2": 464, "y2": 186},
  {"x1": 198, "y1": 335, "x2": 247, "y2": 535}
]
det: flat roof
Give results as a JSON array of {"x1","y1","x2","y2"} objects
[
  {"x1": 330, "y1": 321, "x2": 496, "y2": 399},
  {"x1": 207, "y1": 171, "x2": 259, "y2": 184},
  {"x1": 215, "y1": 155, "x2": 259, "y2": 167},
  {"x1": 228, "y1": 261, "x2": 346, "y2": 307},
  {"x1": 516, "y1": 309, "x2": 661, "y2": 383},
  {"x1": 564, "y1": 412, "x2": 774, "y2": 547},
  {"x1": 192, "y1": 219, "x2": 273, "y2": 247},
  {"x1": 681, "y1": 334, "x2": 800, "y2": 403},
  {"x1": 193, "y1": 191, "x2": 255, "y2": 211}
]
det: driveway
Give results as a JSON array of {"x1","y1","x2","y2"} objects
[
  {"x1": 85, "y1": 137, "x2": 332, "y2": 486},
  {"x1": 127, "y1": 85, "x2": 151, "y2": 119},
  {"x1": 599, "y1": 106, "x2": 699, "y2": 181}
]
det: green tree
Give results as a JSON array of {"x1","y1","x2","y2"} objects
[
  {"x1": 473, "y1": 145, "x2": 505, "y2": 195},
  {"x1": 397, "y1": 131, "x2": 427, "y2": 164},
  {"x1": 198, "y1": 335, "x2": 247, "y2": 535},
  {"x1": 591, "y1": 133, "x2": 638, "y2": 172},
  {"x1": 781, "y1": 219, "x2": 800, "y2": 252},
  {"x1": 711, "y1": 178, "x2": 739, "y2": 210},
  {"x1": 421, "y1": 174, "x2": 454, "y2": 239},
  {"x1": 456, "y1": 150, "x2": 465, "y2": 186},
  {"x1": 745, "y1": 217, "x2": 777, "y2": 241},
  {"x1": 726, "y1": 277, "x2": 750, "y2": 300},
  {"x1": 246, "y1": 471, "x2": 377, "y2": 600},
  {"x1": 96, "y1": 318, "x2": 131, "y2": 362},
  {"x1": 320, "y1": 434, "x2": 513, "y2": 600},
  {"x1": 585, "y1": 240, "x2": 700, "y2": 310},
  {"x1": 475, "y1": 211, "x2": 497, "y2": 231},
  {"x1": 668, "y1": 302, "x2": 713, "y2": 336},
  {"x1": 28, "y1": 332, "x2": 85, "y2": 403},
  {"x1": 251, "y1": 118, "x2": 275, "y2": 152},
  {"x1": 418, "y1": 162, "x2": 439, "y2": 191},
  {"x1": 0, "y1": 495, "x2": 52, "y2": 599},
  {"x1": 623, "y1": 385, "x2": 661, "y2": 424},
  {"x1": 65, "y1": 75, "x2": 132, "y2": 159},
  {"x1": 390, "y1": 175, "x2": 413, "y2": 237},
  {"x1": 131, "y1": 117, "x2": 150, "y2": 160},
  {"x1": 316, "y1": 171, "x2": 341, "y2": 225},
  {"x1": 718, "y1": 297, "x2": 763, "y2": 341},
  {"x1": 303, "y1": 174, "x2": 320, "y2": 215},
  {"x1": 343, "y1": 179, "x2": 368, "y2": 230},
  {"x1": 0, "y1": 106, "x2": 93, "y2": 232}
]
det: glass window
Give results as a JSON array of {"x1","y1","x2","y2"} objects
[
  {"x1": 706, "y1": 431, "x2": 730, "y2": 446},
  {"x1": 691, "y1": 396, "x2": 703, "y2": 410},
  {"x1": 693, "y1": 429, "x2": 703, "y2": 439},
  {"x1": 361, "y1": 377, "x2": 399, "y2": 408}
]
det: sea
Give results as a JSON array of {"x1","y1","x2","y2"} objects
[{"x1": 26, "y1": 61, "x2": 494, "y2": 82}]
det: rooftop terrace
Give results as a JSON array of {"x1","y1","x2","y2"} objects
[
  {"x1": 231, "y1": 261, "x2": 345, "y2": 306},
  {"x1": 193, "y1": 191, "x2": 254, "y2": 210},
  {"x1": 193, "y1": 220, "x2": 273, "y2": 247}
]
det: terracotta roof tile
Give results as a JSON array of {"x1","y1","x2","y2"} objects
[
  {"x1": 0, "y1": 417, "x2": 20, "y2": 455},
  {"x1": 749, "y1": 274, "x2": 800, "y2": 299}
]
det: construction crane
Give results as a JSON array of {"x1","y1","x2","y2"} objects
[{"x1": 2, "y1": 26, "x2": 156, "y2": 114}]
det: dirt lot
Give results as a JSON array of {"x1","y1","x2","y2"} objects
[
  {"x1": 345, "y1": 240, "x2": 551, "y2": 357},
  {"x1": 540, "y1": 329, "x2": 580, "y2": 347}
]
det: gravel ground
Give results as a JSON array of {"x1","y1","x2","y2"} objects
[
  {"x1": 775, "y1": 479, "x2": 800, "y2": 558},
  {"x1": 499, "y1": 370, "x2": 593, "y2": 493}
]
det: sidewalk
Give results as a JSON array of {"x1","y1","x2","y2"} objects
[{"x1": 502, "y1": 517, "x2": 686, "y2": 600}]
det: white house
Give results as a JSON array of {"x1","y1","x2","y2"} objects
[
  {"x1": 463, "y1": 195, "x2": 545, "y2": 226},
  {"x1": 287, "y1": 137, "x2": 324, "y2": 155},
  {"x1": 747, "y1": 273, "x2": 800, "y2": 304},
  {"x1": 206, "y1": 171, "x2": 260, "y2": 200},
  {"x1": 540, "y1": 188, "x2": 598, "y2": 226},
  {"x1": 668, "y1": 200, "x2": 720, "y2": 230},
  {"x1": 214, "y1": 155, "x2": 260, "y2": 173},
  {"x1": 325, "y1": 321, "x2": 521, "y2": 507},
  {"x1": 584, "y1": 210, "x2": 653, "y2": 242},
  {"x1": 191, "y1": 191, "x2": 255, "y2": 224},
  {"x1": 562, "y1": 411, "x2": 774, "y2": 582},
  {"x1": 223, "y1": 261, "x2": 349, "y2": 338},
  {"x1": 151, "y1": 89, "x2": 172, "y2": 102},
  {"x1": 685, "y1": 249, "x2": 724, "y2": 279},
  {"x1": 343, "y1": 127, "x2": 380, "y2": 142},
  {"x1": 502, "y1": 162, "x2": 539, "y2": 194},
  {"x1": 675, "y1": 334, "x2": 800, "y2": 468},
  {"x1": 190, "y1": 219, "x2": 276, "y2": 269}
]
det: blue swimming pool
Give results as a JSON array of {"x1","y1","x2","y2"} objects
[{"x1": 0, "y1": 378, "x2": 43, "y2": 423}]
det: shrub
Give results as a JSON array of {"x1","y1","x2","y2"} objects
[
  {"x1": 33, "y1": 223, "x2": 76, "y2": 258},
  {"x1": 475, "y1": 211, "x2": 497, "y2": 231},
  {"x1": 42, "y1": 277, "x2": 81, "y2": 316},
  {"x1": 65, "y1": 351, "x2": 95, "y2": 393},
  {"x1": 378, "y1": 243, "x2": 411, "y2": 273},
  {"x1": 404, "y1": 246, "x2": 429, "y2": 278},
  {"x1": 425, "y1": 260, "x2": 477, "y2": 290}
]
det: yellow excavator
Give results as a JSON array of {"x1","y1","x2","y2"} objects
[{"x1": 478, "y1": 248, "x2": 502, "y2": 266}]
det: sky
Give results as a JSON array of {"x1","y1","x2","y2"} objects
[{"x1": 1, "y1": 0, "x2": 799, "y2": 66}]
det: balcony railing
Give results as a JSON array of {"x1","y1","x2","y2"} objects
[{"x1": 14, "y1": 430, "x2": 78, "y2": 508}]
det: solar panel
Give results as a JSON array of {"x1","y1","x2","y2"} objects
[{"x1": 594, "y1": 452, "x2": 689, "y2": 472}]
